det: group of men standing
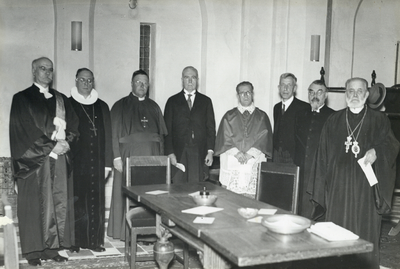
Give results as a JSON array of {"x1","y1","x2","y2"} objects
[{"x1": 9, "y1": 56, "x2": 399, "y2": 269}]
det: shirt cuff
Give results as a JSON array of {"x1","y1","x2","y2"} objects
[{"x1": 113, "y1": 157, "x2": 121, "y2": 162}]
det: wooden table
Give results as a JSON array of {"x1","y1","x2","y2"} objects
[{"x1": 123, "y1": 182, "x2": 373, "y2": 268}]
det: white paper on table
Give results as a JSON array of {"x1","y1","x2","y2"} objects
[
  {"x1": 357, "y1": 156, "x2": 378, "y2": 186},
  {"x1": 258, "y1": 208, "x2": 278, "y2": 215},
  {"x1": 247, "y1": 216, "x2": 263, "y2": 223},
  {"x1": 182, "y1": 206, "x2": 223, "y2": 215},
  {"x1": 145, "y1": 190, "x2": 169, "y2": 195},
  {"x1": 193, "y1": 216, "x2": 215, "y2": 224},
  {"x1": 307, "y1": 222, "x2": 359, "y2": 241},
  {"x1": 175, "y1": 163, "x2": 186, "y2": 172}
]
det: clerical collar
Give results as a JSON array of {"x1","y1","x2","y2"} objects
[
  {"x1": 312, "y1": 104, "x2": 325, "y2": 113},
  {"x1": 131, "y1": 92, "x2": 146, "y2": 101},
  {"x1": 238, "y1": 103, "x2": 255, "y2": 114},
  {"x1": 282, "y1": 96, "x2": 294, "y2": 107},
  {"x1": 349, "y1": 105, "x2": 365, "y2": 114},
  {"x1": 71, "y1": 86, "x2": 98, "y2": 105}
]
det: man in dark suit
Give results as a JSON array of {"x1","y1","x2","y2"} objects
[
  {"x1": 164, "y1": 66, "x2": 216, "y2": 183},
  {"x1": 294, "y1": 80, "x2": 334, "y2": 218},
  {"x1": 273, "y1": 73, "x2": 309, "y2": 163}
]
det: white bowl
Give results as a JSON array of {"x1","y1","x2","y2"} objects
[
  {"x1": 192, "y1": 194, "x2": 218, "y2": 206},
  {"x1": 237, "y1": 207, "x2": 259, "y2": 219},
  {"x1": 261, "y1": 214, "x2": 311, "y2": 234}
]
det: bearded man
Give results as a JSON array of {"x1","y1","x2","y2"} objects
[
  {"x1": 308, "y1": 77, "x2": 399, "y2": 269},
  {"x1": 294, "y1": 80, "x2": 334, "y2": 218}
]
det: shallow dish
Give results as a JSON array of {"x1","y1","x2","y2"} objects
[
  {"x1": 237, "y1": 207, "x2": 259, "y2": 219},
  {"x1": 261, "y1": 214, "x2": 311, "y2": 234},
  {"x1": 192, "y1": 194, "x2": 218, "y2": 206}
]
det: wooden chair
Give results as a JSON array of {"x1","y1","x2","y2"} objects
[
  {"x1": 255, "y1": 162, "x2": 300, "y2": 214},
  {"x1": 124, "y1": 156, "x2": 187, "y2": 269}
]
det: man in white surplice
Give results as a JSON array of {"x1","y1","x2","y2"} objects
[{"x1": 214, "y1": 81, "x2": 273, "y2": 198}]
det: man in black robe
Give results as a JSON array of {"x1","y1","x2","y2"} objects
[
  {"x1": 164, "y1": 66, "x2": 216, "y2": 183},
  {"x1": 69, "y1": 68, "x2": 112, "y2": 252},
  {"x1": 9, "y1": 57, "x2": 79, "y2": 266},
  {"x1": 308, "y1": 77, "x2": 399, "y2": 269},
  {"x1": 273, "y1": 73, "x2": 310, "y2": 163},
  {"x1": 107, "y1": 70, "x2": 167, "y2": 240},
  {"x1": 214, "y1": 81, "x2": 273, "y2": 198},
  {"x1": 294, "y1": 80, "x2": 334, "y2": 218}
]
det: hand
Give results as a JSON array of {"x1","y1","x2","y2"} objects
[
  {"x1": 243, "y1": 153, "x2": 253, "y2": 164},
  {"x1": 364, "y1": 148, "x2": 377, "y2": 165},
  {"x1": 51, "y1": 140, "x2": 69, "y2": 155},
  {"x1": 204, "y1": 152, "x2": 213, "y2": 166},
  {"x1": 168, "y1": 153, "x2": 177, "y2": 166},
  {"x1": 234, "y1": 152, "x2": 246, "y2": 164},
  {"x1": 113, "y1": 158, "x2": 123, "y2": 173}
]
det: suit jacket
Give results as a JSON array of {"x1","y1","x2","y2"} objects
[
  {"x1": 294, "y1": 105, "x2": 335, "y2": 217},
  {"x1": 273, "y1": 97, "x2": 309, "y2": 163},
  {"x1": 164, "y1": 90, "x2": 216, "y2": 162}
]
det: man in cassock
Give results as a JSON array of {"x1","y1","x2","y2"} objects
[
  {"x1": 69, "y1": 68, "x2": 112, "y2": 252},
  {"x1": 214, "y1": 81, "x2": 273, "y2": 198},
  {"x1": 107, "y1": 70, "x2": 167, "y2": 240},
  {"x1": 308, "y1": 77, "x2": 399, "y2": 269},
  {"x1": 164, "y1": 66, "x2": 216, "y2": 183},
  {"x1": 9, "y1": 57, "x2": 79, "y2": 266},
  {"x1": 294, "y1": 80, "x2": 334, "y2": 218},
  {"x1": 273, "y1": 73, "x2": 309, "y2": 163}
]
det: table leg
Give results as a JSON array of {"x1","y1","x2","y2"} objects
[{"x1": 203, "y1": 244, "x2": 231, "y2": 269}]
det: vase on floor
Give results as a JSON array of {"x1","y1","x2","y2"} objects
[{"x1": 153, "y1": 230, "x2": 174, "y2": 269}]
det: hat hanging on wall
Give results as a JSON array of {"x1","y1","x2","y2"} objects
[{"x1": 368, "y1": 82, "x2": 386, "y2": 109}]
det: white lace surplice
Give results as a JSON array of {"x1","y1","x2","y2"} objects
[{"x1": 219, "y1": 147, "x2": 266, "y2": 198}]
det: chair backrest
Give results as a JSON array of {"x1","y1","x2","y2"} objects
[
  {"x1": 255, "y1": 162, "x2": 300, "y2": 214},
  {"x1": 126, "y1": 156, "x2": 171, "y2": 212},
  {"x1": 126, "y1": 156, "x2": 171, "y2": 187}
]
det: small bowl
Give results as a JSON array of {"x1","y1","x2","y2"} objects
[
  {"x1": 237, "y1": 207, "x2": 259, "y2": 219},
  {"x1": 192, "y1": 194, "x2": 218, "y2": 206},
  {"x1": 261, "y1": 214, "x2": 311, "y2": 234}
]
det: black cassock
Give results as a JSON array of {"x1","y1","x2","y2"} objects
[
  {"x1": 308, "y1": 106, "x2": 399, "y2": 269},
  {"x1": 69, "y1": 98, "x2": 112, "y2": 249}
]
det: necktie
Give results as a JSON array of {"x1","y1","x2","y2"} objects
[
  {"x1": 187, "y1": 94, "x2": 192, "y2": 110},
  {"x1": 243, "y1": 110, "x2": 250, "y2": 118},
  {"x1": 282, "y1": 104, "x2": 285, "y2": 115}
]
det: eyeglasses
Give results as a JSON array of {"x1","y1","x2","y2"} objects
[
  {"x1": 77, "y1": 78, "x2": 94, "y2": 84},
  {"x1": 135, "y1": 80, "x2": 149, "y2": 86},
  {"x1": 308, "y1": 89, "x2": 325, "y2": 96},
  {"x1": 238, "y1": 91, "x2": 253, "y2": 97},
  {"x1": 39, "y1": 66, "x2": 54, "y2": 72}
]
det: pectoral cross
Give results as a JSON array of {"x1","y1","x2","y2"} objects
[
  {"x1": 344, "y1": 136, "x2": 352, "y2": 153},
  {"x1": 141, "y1": 117, "x2": 148, "y2": 128},
  {"x1": 90, "y1": 124, "x2": 97, "y2": 136}
]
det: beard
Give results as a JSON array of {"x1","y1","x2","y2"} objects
[
  {"x1": 310, "y1": 97, "x2": 321, "y2": 110},
  {"x1": 346, "y1": 95, "x2": 368, "y2": 109}
]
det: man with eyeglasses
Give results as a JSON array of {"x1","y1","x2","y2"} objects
[
  {"x1": 107, "y1": 69, "x2": 167, "y2": 240},
  {"x1": 9, "y1": 57, "x2": 79, "y2": 266},
  {"x1": 293, "y1": 80, "x2": 334, "y2": 218},
  {"x1": 68, "y1": 68, "x2": 112, "y2": 253},
  {"x1": 214, "y1": 81, "x2": 272, "y2": 198},
  {"x1": 273, "y1": 73, "x2": 309, "y2": 163},
  {"x1": 164, "y1": 66, "x2": 216, "y2": 183}
]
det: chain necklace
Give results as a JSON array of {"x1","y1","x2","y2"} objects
[
  {"x1": 80, "y1": 104, "x2": 97, "y2": 136},
  {"x1": 344, "y1": 106, "x2": 367, "y2": 158}
]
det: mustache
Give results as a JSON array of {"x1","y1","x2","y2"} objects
[{"x1": 311, "y1": 97, "x2": 320, "y2": 103}]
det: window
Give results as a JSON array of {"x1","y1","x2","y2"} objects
[{"x1": 139, "y1": 23, "x2": 155, "y2": 98}]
